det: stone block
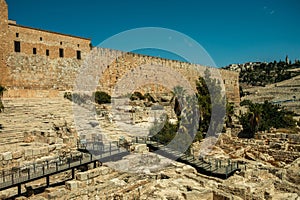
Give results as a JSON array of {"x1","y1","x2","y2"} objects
[
  {"x1": 88, "y1": 168, "x2": 100, "y2": 179},
  {"x1": 2, "y1": 152, "x2": 12, "y2": 161},
  {"x1": 133, "y1": 144, "x2": 149, "y2": 153},
  {"x1": 76, "y1": 172, "x2": 88, "y2": 181},
  {"x1": 65, "y1": 180, "x2": 78, "y2": 191},
  {"x1": 98, "y1": 166, "x2": 112, "y2": 175},
  {"x1": 12, "y1": 151, "x2": 23, "y2": 159}
]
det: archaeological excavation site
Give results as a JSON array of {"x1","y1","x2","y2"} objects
[{"x1": 0, "y1": 0, "x2": 300, "y2": 199}]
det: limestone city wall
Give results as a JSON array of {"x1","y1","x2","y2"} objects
[{"x1": 0, "y1": 0, "x2": 240, "y2": 104}]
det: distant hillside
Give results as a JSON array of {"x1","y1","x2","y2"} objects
[{"x1": 223, "y1": 58, "x2": 300, "y2": 86}]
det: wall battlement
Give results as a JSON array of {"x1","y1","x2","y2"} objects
[{"x1": 0, "y1": 0, "x2": 240, "y2": 104}]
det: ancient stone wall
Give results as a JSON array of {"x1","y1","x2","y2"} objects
[
  {"x1": 0, "y1": 0, "x2": 240, "y2": 104},
  {"x1": 0, "y1": 0, "x2": 9, "y2": 86},
  {"x1": 96, "y1": 49, "x2": 240, "y2": 104}
]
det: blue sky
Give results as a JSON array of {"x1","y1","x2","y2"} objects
[{"x1": 6, "y1": 0, "x2": 300, "y2": 67}]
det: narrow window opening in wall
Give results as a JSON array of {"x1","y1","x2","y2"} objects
[
  {"x1": 46, "y1": 49, "x2": 49, "y2": 56},
  {"x1": 33, "y1": 48, "x2": 37, "y2": 55},
  {"x1": 40, "y1": 37, "x2": 43, "y2": 41},
  {"x1": 77, "y1": 44, "x2": 80, "y2": 47},
  {"x1": 76, "y1": 50, "x2": 81, "y2": 60},
  {"x1": 16, "y1": 33, "x2": 19, "y2": 37},
  {"x1": 60, "y1": 41, "x2": 63, "y2": 45},
  {"x1": 223, "y1": 80, "x2": 226, "y2": 84},
  {"x1": 14, "y1": 41, "x2": 21, "y2": 52},
  {"x1": 59, "y1": 48, "x2": 64, "y2": 58}
]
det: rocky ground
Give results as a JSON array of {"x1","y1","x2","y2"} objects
[{"x1": 0, "y1": 97, "x2": 299, "y2": 200}]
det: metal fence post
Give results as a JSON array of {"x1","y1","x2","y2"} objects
[{"x1": 226, "y1": 165, "x2": 228, "y2": 179}]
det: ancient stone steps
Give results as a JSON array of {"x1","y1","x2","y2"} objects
[{"x1": 0, "y1": 98, "x2": 74, "y2": 145}]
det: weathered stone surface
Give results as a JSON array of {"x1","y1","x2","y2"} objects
[
  {"x1": 24, "y1": 149, "x2": 33, "y2": 158},
  {"x1": 65, "y1": 180, "x2": 79, "y2": 191},
  {"x1": 2, "y1": 152, "x2": 12, "y2": 161},
  {"x1": 12, "y1": 151, "x2": 23, "y2": 159},
  {"x1": 76, "y1": 172, "x2": 88, "y2": 181},
  {"x1": 132, "y1": 144, "x2": 149, "y2": 153}
]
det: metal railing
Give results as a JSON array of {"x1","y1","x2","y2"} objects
[
  {"x1": 135, "y1": 136, "x2": 241, "y2": 179},
  {"x1": 0, "y1": 143, "x2": 127, "y2": 190}
]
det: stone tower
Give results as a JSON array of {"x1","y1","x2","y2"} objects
[{"x1": 0, "y1": 0, "x2": 9, "y2": 86}]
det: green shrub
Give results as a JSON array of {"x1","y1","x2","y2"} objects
[
  {"x1": 63, "y1": 92, "x2": 90, "y2": 105},
  {"x1": 94, "y1": 91, "x2": 111, "y2": 104},
  {"x1": 130, "y1": 92, "x2": 145, "y2": 101}
]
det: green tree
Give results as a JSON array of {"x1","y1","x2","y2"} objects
[
  {"x1": 196, "y1": 69, "x2": 226, "y2": 139},
  {"x1": 239, "y1": 100, "x2": 296, "y2": 138},
  {"x1": 225, "y1": 102, "x2": 235, "y2": 128},
  {"x1": 173, "y1": 86, "x2": 186, "y2": 117}
]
